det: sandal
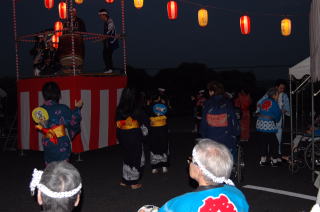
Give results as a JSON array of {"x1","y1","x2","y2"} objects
[
  {"x1": 120, "y1": 182, "x2": 127, "y2": 187},
  {"x1": 120, "y1": 182, "x2": 142, "y2": 189},
  {"x1": 131, "y1": 184, "x2": 142, "y2": 189}
]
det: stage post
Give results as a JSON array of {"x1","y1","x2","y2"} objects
[
  {"x1": 121, "y1": 0, "x2": 127, "y2": 75},
  {"x1": 12, "y1": 0, "x2": 20, "y2": 80},
  {"x1": 68, "y1": 0, "x2": 76, "y2": 75}
]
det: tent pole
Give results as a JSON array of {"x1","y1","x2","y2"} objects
[
  {"x1": 312, "y1": 80, "x2": 315, "y2": 182},
  {"x1": 296, "y1": 92, "x2": 298, "y2": 134},
  {"x1": 290, "y1": 75, "x2": 294, "y2": 173}
]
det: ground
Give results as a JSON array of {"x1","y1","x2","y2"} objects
[{"x1": 0, "y1": 116, "x2": 318, "y2": 212}]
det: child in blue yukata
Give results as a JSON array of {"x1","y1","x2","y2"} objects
[{"x1": 35, "y1": 82, "x2": 83, "y2": 164}]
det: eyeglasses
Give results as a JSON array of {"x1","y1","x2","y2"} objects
[{"x1": 187, "y1": 156, "x2": 198, "y2": 166}]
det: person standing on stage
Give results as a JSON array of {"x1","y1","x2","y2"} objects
[
  {"x1": 98, "y1": 9, "x2": 119, "y2": 74},
  {"x1": 147, "y1": 91, "x2": 170, "y2": 174},
  {"x1": 33, "y1": 82, "x2": 83, "y2": 164},
  {"x1": 116, "y1": 88, "x2": 149, "y2": 189}
]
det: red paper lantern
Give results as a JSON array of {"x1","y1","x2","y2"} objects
[
  {"x1": 167, "y1": 1, "x2": 178, "y2": 20},
  {"x1": 54, "y1": 21, "x2": 63, "y2": 37},
  {"x1": 240, "y1": 15, "x2": 251, "y2": 35},
  {"x1": 51, "y1": 35, "x2": 59, "y2": 49},
  {"x1": 58, "y1": 2, "x2": 67, "y2": 19},
  {"x1": 105, "y1": 0, "x2": 114, "y2": 3},
  {"x1": 44, "y1": 0, "x2": 54, "y2": 9}
]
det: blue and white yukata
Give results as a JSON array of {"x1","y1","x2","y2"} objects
[
  {"x1": 257, "y1": 92, "x2": 290, "y2": 154},
  {"x1": 159, "y1": 185, "x2": 249, "y2": 212},
  {"x1": 256, "y1": 97, "x2": 282, "y2": 160},
  {"x1": 41, "y1": 100, "x2": 82, "y2": 164}
]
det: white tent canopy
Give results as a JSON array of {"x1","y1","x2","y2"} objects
[{"x1": 289, "y1": 57, "x2": 310, "y2": 79}]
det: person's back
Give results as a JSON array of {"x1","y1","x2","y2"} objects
[
  {"x1": 159, "y1": 184, "x2": 248, "y2": 212},
  {"x1": 200, "y1": 94, "x2": 239, "y2": 157}
]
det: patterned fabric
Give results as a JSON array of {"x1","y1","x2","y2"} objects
[
  {"x1": 150, "y1": 152, "x2": 168, "y2": 165},
  {"x1": 41, "y1": 100, "x2": 81, "y2": 163},
  {"x1": 256, "y1": 98, "x2": 281, "y2": 133},
  {"x1": 256, "y1": 92, "x2": 290, "y2": 116},
  {"x1": 158, "y1": 185, "x2": 249, "y2": 212},
  {"x1": 256, "y1": 119, "x2": 276, "y2": 132},
  {"x1": 123, "y1": 163, "x2": 140, "y2": 181}
]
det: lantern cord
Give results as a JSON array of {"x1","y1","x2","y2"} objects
[
  {"x1": 121, "y1": 0, "x2": 128, "y2": 75},
  {"x1": 178, "y1": 0, "x2": 308, "y2": 17},
  {"x1": 17, "y1": 31, "x2": 122, "y2": 43}
]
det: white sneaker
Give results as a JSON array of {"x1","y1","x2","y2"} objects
[
  {"x1": 162, "y1": 167, "x2": 168, "y2": 173},
  {"x1": 152, "y1": 169, "x2": 159, "y2": 174},
  {"x1": 104, "y1": 69, "x2": 113, "y2": 74}
]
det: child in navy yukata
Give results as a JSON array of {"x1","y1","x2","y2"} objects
[{"x1": 36, "y1": 82, "x2": 83, "y2": 164}]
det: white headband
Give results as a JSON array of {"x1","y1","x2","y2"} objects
[
  {"x1": 30, "y1": 169, "x2": 82, "y2": 199},
  {"x1": 192, "y1": 149, "x2": 234, "y2": 186},
  {"x1": 98, "y1": 11, "x2": 108, "y2": 15}
]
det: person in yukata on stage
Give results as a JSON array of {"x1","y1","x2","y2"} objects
[
  {"x1": 33, "y1": 82, "x2": 82, "y2": 164},
  {"x1": 256, "y1": 79, "x2": 290, "y2": 162},
  {"x1": 138, "y1": 139, "x2": 249, "y2": 212},
  {"x1": 116, "y1": 88, "x2": 149, "y2": 189},
  {"x1": 147, "y1": 91, "x2": 170, "y2": 174},
  {"x1": 199, "y1": 81, "x2": 240, "y2": 160},
  {"x1": 234, "y1": 88, "x2": 252, "y2": 142},
  {"x1": 256, "y1": 87, "x2": 281, "y2": 167},
  {"x1": 29, "y1": 161, "x2": 82, "y2": 212}
]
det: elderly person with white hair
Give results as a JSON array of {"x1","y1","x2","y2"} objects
[
  {"x1": 29, "y1": 161, "x2": 82, "y2": 212},
  {"x1": 139, "y1": 139, "x2": 249, "y2": 212}
]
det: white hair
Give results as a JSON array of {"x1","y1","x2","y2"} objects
[{"x1": 193, "y1": 139, "x2": 234, "y2": 185}]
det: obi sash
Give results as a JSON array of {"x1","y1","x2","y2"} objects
[
  {"x1": 150, "y1": 115, "x2": 167, "y2": 127},
  {"x1": 35, "y1": 125, "x2": 66, "y2": 145},
  {"x1": 116, "y1": 117, "x2": 140, "y2": 130}
]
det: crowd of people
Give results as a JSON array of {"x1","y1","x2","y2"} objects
[{"x1": 28, "y1": 78, "x2": 320, "y2": 212}]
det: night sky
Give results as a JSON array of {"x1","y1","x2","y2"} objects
[{"x1": 0, "y1": 0, "x2": 311, "y2": 78}]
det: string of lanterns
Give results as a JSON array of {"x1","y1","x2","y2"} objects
[{"x1": 43, "y1": 0, "x2": 293, "y2": 38}]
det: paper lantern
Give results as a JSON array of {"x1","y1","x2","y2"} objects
[
  {"x1": 44, "y1": 0, "x2": 54, "y2": 9},
  {"x1": 75, "y1": 0, "x2": 83, "y2": 4},
  {"x1": 240, "y1": 15, "x2": 251, "y2": 35},
  {"x1": 198, "y1": 8, "x2": 208, "y2": 27},
  {"x1": 134, "y1": 0, "x2": 143, "y2": 9},
  {"x1": 167, "y1": 1, "x2": 178, "y2": 20},
  {"x1": 58, "y1": 2, "x2": 67, "y2": 19},
  {"x1": 105, "y1": 0, "x2": 114, "y2": 3},
  {"x1": 54, "y1": 21, "x2": 63, "y2": 37},
  {"x1": 51, "y1": 35, "x2": 59, "y2": 49},
  {"x1": 281, "y1": 18, "x2": 291, "y2": 36}
]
